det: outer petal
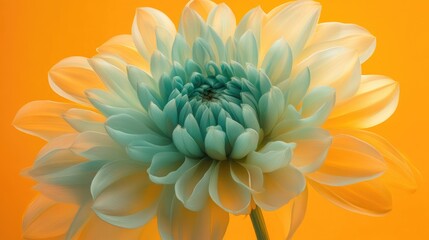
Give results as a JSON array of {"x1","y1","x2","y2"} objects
[
  {"x1": 97, "y1": 35, "x2": 148, "y2": 70},
  {"x1": 63, "y1": 108, "x2": 106, "y2": 133},
  {"x1": 253, "y1": 166, "x2": 306, "y2": 211},
  {"x1": 91, "y1": 161, "x2": 162, "y2": 229},
  {"x1": 325, "y1": 75, "x2": 399, "y2": 128},
  {"x1": 303, "y1": 22, "x2": 376, "y2": 63},
  {"x1": 186, "y1": 0, "x2": 217, "y2": 20},
  {"x1": 307, "y1": 134, "x2": 386, "y2": 186},
  {"x1": 330, "y1": 129, "x2": 419, "y2": 191},
  {"x1": 14, "y1": 101, "x2": 76, "y2": 141},
  {"x1": 209, "y1": 161, "x2": 251, "y2": 214},
  {"x1": 275, "y1": 127, "x2": 332, "y2": 174},
  {"x1": 158, "y1": 188, "x2": 229, "y2": 240},
  {"x1": 132, "y1": 8, "x2": 176, "y2": 61},
  {"x1": 22, "y1": 196, "x2": 79, "y2": 240},
  {"x1": 310, "y1": 179, "x2": 392, "y2": 216},
  {"x1": 261, "y1": 0, "x2": 321, "y2": 57},
  {"x1": 207, "y1": 3, "x2": 236, "y2": 42},
  {"x1": 48, "y1": 57, "x2": 105, "y2": 105},
  {"x1": 296, "y1": 47, "x2": 361, "y2": 102}
]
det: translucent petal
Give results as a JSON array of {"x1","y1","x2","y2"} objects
[
  {"x1": 48, "y1": 56, "x2": 105, "y2": 105},
  {"x1": 310, "y1": 179, "x2": 392, "y2": 216},
  {"x1": 296, "y1": 47, "x2": 361, "y2": 102},
  {"x1": 235, "y1": 7, "x2": 265, "y2": 45},
  {"x1": 261, "y1": 39, "x2": 292, "y2": 84},
  {"x1": 209, "y1": 161, "x2": 251, "y2": 214},
  {"x1": 158, "y1": 188, "x2": 229, "y2": 240},
  {"x1": 179, "y1": 7, "x2": 207, "y2": 46},
  {"x1": 300, "y1": 86, "x2": 336, "y2": 127},
  {"x1": 246, "y1": 141, "x2": 295, "y2": 173},
  {"x1": 230, "y1": 162, "x2": 264, "y2": 192},
  {"x1": 132, "y1": 7, "x2": 176, "y2": 61},
  {"x1": 230, "y1": 128, "x2": 259, "y2": 159},
  {"x1": 253, "y1": 166, "x2": 306, "y2": 210},
  {"x1": 175, "y1": 160, "x2": 214, "y2": 211},
  {"x1": 307, "y1": 134, "x2": 386, "y2": 186},
  {"x1": 262, "y1": 0, "x2": 320, "y2": 57},
  {"x1": 238, "y1": 31, "x2": 258, "y2": 66},
  {"x1": 14, "y1": 101, "x2": 76, "y2": 141},
  {"x1": 97, "y1": 34, "x2": 148, "y2": 70},
  {"x1": 326, "y1": 75, "x2": 399, "y2": 128},
  {"x1": 304, "y1": 22, "x2": 376, "y2": 63},
  {"x1": 258, "y1": 87, "x2": 285, "y2": 134},
  {"x1": 205, "y1": 127, "x2": 227, "y2": 160},
  {"x1": 207, "y1": 3, "x2": 236, "y2": 42},
  {"x1": 63, "y1": 108, "x2": 106, "y2": 133},
  {"x1": 276, "y1": 127, "x2": 332, "y2": 174},
  {"x1": 186, "y1": 0, "x2": 217, "y2": 20},
  {"x1": 148, "y1": 153, "x2": 196, "y2": 184}
]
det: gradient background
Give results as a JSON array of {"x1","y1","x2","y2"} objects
[{"x1": 1, "y1": 0, "x2": 428, "y2": 239}]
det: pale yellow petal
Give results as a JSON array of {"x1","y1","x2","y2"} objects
[
  {"x1": 132, "y1": 8, "x2": 176, "y2": 61},
  {"x1": 325, "y1": 75, "x2": 399, "y2": 128},
  {"x1": 307, "y1": 134, "x2": 386, "y2": 186},
  {"x1": 207, "y1": 3, "x2": 236, "y2": 42},
  {"x1": 48, "y1": 57, "x2": 105, "y2": 105},
  {"x1": 97, "y1": 34, "x2": 148, "y2": 70},
  {"x1": 310, "y1": 179, "x2": 392, "y2": 216},
  {"x1": 14, "y1": 101, "x2": 77, "y2": 141},
  {"x1": 186, "y1": 0, "x2": 216, "y2": 20},
  {"x1": 303, "y1": 22, "x2": 376, "y2": 63}
]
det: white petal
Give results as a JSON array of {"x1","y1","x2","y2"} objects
[
  {"x1": 186, "y1": 0, "x2": 217, "y2": 20},
  {"x1": 307, "y1": 134, "x2": 386, "y2": 186},
  {"x1": 13, "y1": 101, "x2": 76, "y2": 141},
  {"x1": 262, "y1": 0, "x2": 321, "y2": 57},
  {"x1": 297, "y1": 47, "x2": 361, "y2": 102},
  {"x1": 132, "y1": 8, "x2": 176, "y2": 61},
  {"x1": 326, "y1": 75, "x2": 399, "y2": 128},
  {"x1": 48, "y1": 57, "x2": 105, "y2": 105},
  {"x1": 207, "y1": 3, "x2": 236, "y2": 42},
  {"x1": 304, "y1": 22, "x2": 376, "y2": 63}
]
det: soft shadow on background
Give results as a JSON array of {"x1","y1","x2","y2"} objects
[{"x1": 1, "y1": 0, "x2": 428, "y2": 239}]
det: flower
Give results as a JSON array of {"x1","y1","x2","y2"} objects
[{"x1": 14, "y1": 0, "x2": 418, "y2": 239}]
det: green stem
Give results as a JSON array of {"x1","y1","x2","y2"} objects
[{"x1": 250, "y1": 206, "x2": 270, "y2": 240}]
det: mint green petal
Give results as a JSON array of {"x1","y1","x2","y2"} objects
[
  {"x1": 86, "y1": 89, "x2": 128, "y2": 117},
  {"x1": 235, "y1": 7, "x2": 264, "y2": 45},
  {"x1": 105, "y1": 113, "x2": 156, "y2": 145},
  {"x1": 172, "y1": 34, "x2": 191, "y2": 65},
  {"x1": 71, "y1": 131, "x2": 127, "y2": 161},
  {"x1": 193, "y1": 38, "x2": 215, "y2": 68},
  {"x1": 184, "y1": 114, "x2": 204, "y2": 148},
  {"x1": 126, "y1": 134, "x2": 176, "y2": 163},
  {"x1": 238, "y1": 31, "x2": 258, "y2": 66},
  {"x1": 88, "y1": 58, "x2": 139, "y2": 107},
  {"x1": 150, "y1": 50, "x2": 172, "y2": 81},
  {"x1": 207, "y1": 27, "x2": 226, "y2": 63},
  {"x1": 172, "y1": 126, "x2": 204, "y2": 158},
  {"x1": 225, "y1": 117, "x2": 245, "y2": 146},
  {"x1": 155, "y1": 26, "x2": 175, "y2": 58},
  {"x1": 242, "y1": 104, "x2": 260, "y2": 132},
  {"x1": 284, "y1": 67, "x2": 311, "y2": 106},
  {"x1": 301, "y1": 86, "x2": 335, "y2": 127},
  {"x1": 148, "y1": 102, "x2": 175, "y2": 136},
  {"x1": 230, "y1": 128, "x2": 259, "y2": 159},
  {"x1": 258, "y1": 87, "x2": 285, "y2": 134},
  {"x1": 205, "y1": 126, "x2": 227, "y2": 161},
  {"x1": 261, "y1": 39, "x2": 293, "y2": 84},
  {"x1": 246, "y1": 141, "x2": 295, "y2": 173},
  {"x1": 148, "y1": 152, "x2": 197, "y2": 184},
  {"x1": 175, "y1": 160, "x2": 215, "y2": 211},
  {"x1": 127, "y1": 65, "x2": 157, "y2": 92},
  {"x1": 63, "y1": 108, "x2": 105, "y2": 133}
]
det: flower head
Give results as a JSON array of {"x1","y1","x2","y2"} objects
[{"x1": 15, "y1": 0, "x2": 417, "y2": 239}]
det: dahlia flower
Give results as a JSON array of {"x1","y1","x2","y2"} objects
[{"x1": 15, "y1": 0, "x2": 418, "y2": 239}]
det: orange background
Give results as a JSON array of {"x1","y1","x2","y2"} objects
[{"x1": 1, "y1": 0, "x2": 428, "y2": 239}]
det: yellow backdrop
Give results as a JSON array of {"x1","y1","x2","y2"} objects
[{"x1": 1, "y1": 0, "x2": 428, "y2": 239}]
